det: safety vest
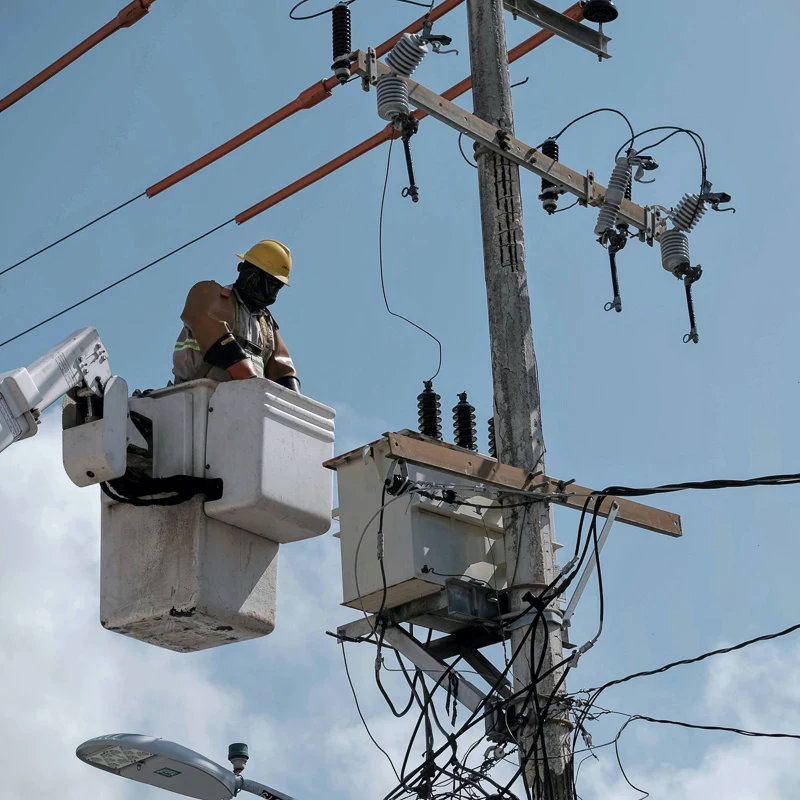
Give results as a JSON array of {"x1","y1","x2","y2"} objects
[{"x1": 173, "y1": 285, "x2": 276, "y2": 383}]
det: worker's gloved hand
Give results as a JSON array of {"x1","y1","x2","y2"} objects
[
  {"x1": 274, "y1": 375, "x2": 301, "y2": 393},
  {"x1": 227, "y1": 360, "x2": 258, "y2": 380}
]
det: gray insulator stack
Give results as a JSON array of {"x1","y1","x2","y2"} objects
[
  {"x1": 377, "y1": 33, "x2": 428, "y2": 121},
  {"x1": 595, "y1": 156, "x2": 632, "y2": 236},
  {"x1": 660, "y1": 194, "x2": 707, "y2": 275},
  {"x1": 377, "y1": 75, "x2": 410, "y2": 121},
  {"x1": 660, "y1": 229, "x2": 691, "y2": 274},
  {"x1": 385, "y1": 33, "x2": 428, "y2": 77},
  {"x1": 672, "y1": 193, "x2": 706, "y2": 232}
]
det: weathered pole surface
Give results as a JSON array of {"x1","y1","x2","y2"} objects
[{"x1": 465, "y1": 1, "x2": 572, "y2": 796}]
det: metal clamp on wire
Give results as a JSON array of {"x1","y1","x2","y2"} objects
[
  {"x1": 384, "y1": 458, "x2": 412, "y2": 496},
  {"x1": 420, "y1": 18, "x2": 457, "y2": 55}
]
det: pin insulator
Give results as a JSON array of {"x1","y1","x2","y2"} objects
[
  {"x1": 331, "y1": 2, "x2": 352, "y2": 84},
  {"x1": 453, "y1": 392, "x2": 477, "y2": 451},
  {"x1": 418, "y1": 381, "x2": 442, "y2": 440}
]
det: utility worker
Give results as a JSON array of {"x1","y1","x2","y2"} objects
[{"x1": 172, "y1": 240, "x2": 301, "y2": 391}]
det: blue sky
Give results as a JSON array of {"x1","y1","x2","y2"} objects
[{"x1": 2, "y1": 1, "x2": 800, "y2": 798}]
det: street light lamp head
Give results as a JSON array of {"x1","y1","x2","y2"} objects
[
  {"x1": 76, "y1": 734, "x2": 237, "y2": 800},
  {"x1": 581, "y1": 0, "x2": 619, "y2": 23}
]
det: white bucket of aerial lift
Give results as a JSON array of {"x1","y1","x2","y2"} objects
[
  {"x1": 106, "y1": 377, "x2": 336, "y2": 542},
  {"x1": 101, "y1": 493, "x2": 280, "y2": 653},
  {"x1": 333, "y1": 439, "x2": 506, "y2": 614},
  {"x1": 203, "y1": 379, "x2": 336, "y2": 543}
]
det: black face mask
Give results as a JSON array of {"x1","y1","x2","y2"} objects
[{"x1": 235, "y1": 263, "x2": 283, "y2": 312}]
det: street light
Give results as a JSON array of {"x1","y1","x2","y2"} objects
[{"x1": 76, "y1": 733, "x2": 297, "y2": 800}]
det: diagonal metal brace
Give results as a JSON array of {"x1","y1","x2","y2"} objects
[
  {"x1": 504, "y1": 0, "x2": 611, "y2": 59},
  {"x1": 380, "y1": 626, "x2": 488, "y2": 713},
  {"x1": 562, "y1": 501, "x2": 619, "y2": 648},
  {"x1": 337, "y1": 614, "x2": 488, "y2": 713}
]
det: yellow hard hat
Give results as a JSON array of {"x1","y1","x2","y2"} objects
[{"x1": 236, "y1": 240, "x2": 292, "y2": 286}]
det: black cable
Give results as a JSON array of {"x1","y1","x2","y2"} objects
[
  {"x1": 615, "y1": 126, "x2": 707, "y2": 167},
  {"x1": 590, "y1": 708, "x2": 800, "y2": 800},
  {"x1": 552, "y1": 199, "x2": 579, "y2": 214},
  {"x1": 1, "y1": 192, "x2": 146, "y2": 279},
  {"x1": 584, "y1": 618, "x2": 800, "y2": 699},
  {"x1": 376, "y1": 485, "x2": 390, "y2": 621},
  {"x1": 547, "y1": 108, "x2": 635, "y2": 147},
  {"x1": 621, "y1": 713, "x2": 800, "y2": 742},
  {"x1": 601, "y1": 470, "x2": 800, "y2": 498},
  {"x1": 614, "y1": 732, "x2": 649, "y2": 800},
  {"x1": 289, "y1": 0, "x2": 356, "y2": 20},
  {"x1": 569, "y1": 615, "x2": 800, "y2": 793},
  {"x1": 380, "y1": 618, "x2": 552, "y2": 800},
  {"x1": 614, "y1": 125, "x2": 709, "y2": 231},
  {"x1": 457, "y1": 133, "x2": 478, "y2": 168},
  {"x1": 379, "y1": 136, "x2": 443, "y2": 381},
  {"x1": 398, "y1": 654, "x2": 463, "y2": 792},
  {"x1": 375, "y1": 622, "x2": 421, "y2": 718},
  {"x1": 0, "y1": 218, "x2": 235, "y2": 351},
  {"x1": 289, "y1": 0, "x2": 432, "y2": 20},
  {"x1": 341, "y1": 641, "x2": 404, "y2": 783}
]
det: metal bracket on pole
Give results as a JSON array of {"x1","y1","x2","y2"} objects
[
  {"x1": 583, "y1": 170, "x2": 598, "y2": 207},
  {"x1": 562, "y1": 501, "x2": 619, "y2": 649},
  {"x1": 359, "y1": 46, "x2": 378, "y2": 92},
  {"x1": 503, "y1": 0, "x2": 611, "y2": 59}
]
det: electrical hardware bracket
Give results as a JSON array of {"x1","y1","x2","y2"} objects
[
  {"x1": 351, "y1": 55, "x2": 667, "y2": 239},
  {"x1": 504, "y1": 0, "x2": 611, "y2": 59}
]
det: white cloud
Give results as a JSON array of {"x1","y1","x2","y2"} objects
[
  {"x1": 578, "y1": 640, "x2": 800, "y2": 800},
  {"x1": 0, "y1": 419, "x2": 280, "y2": 800}
]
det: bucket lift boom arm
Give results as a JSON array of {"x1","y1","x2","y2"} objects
[{"x1": 0, "y1": 327, "x2": 112, "y2": 454}]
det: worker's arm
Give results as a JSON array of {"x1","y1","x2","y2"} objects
[
  {"x1": 181, "y1": 281, "x2": 256, "y2": 380},
  {"x1": 265, "y1": 327, "x2": 299, "y2": 391}
]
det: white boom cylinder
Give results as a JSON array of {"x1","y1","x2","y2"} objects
[{"x1": 0, "y1": 327, "x2": 110, "y2": 454}]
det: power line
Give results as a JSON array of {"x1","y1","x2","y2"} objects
[
  {"x1": 546, "y1": 107, "x2": 636, "y2": 145},
  {"x1": 340, "y1": 642, "x2": 404, "y2": 784},
  {"x1": 0, "y1": 193, "x2": 146, "y2": 279},
  {"x1": 0, "y1": 218, "x2": 234, "y2": 351},
  {"x1": 289, "y1": 0, "x2": 434, "y2": 20},
  {"x1": 582, "y1": 618, "x2": 800, "y2": 699},
  {"x1": 457, "y1": 132, "x2": 478, "y2": 168},
  {"x1": 617, "y1": 713, "x2": 800, "y2": 743},
  {"x1": 378, "y1": 137, "x2": 443, "y2": 382},
  {"x1": 2, "y1": 1, "x2": 466, "y2": 279}
]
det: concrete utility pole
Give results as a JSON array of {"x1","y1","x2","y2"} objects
[{"x1": 465, "y1": 1, "x2": 572, "y2": 796}]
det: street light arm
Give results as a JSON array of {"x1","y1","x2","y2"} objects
[{"x1": 239, "y1": 777, "x2": 300, "y2": 800}]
